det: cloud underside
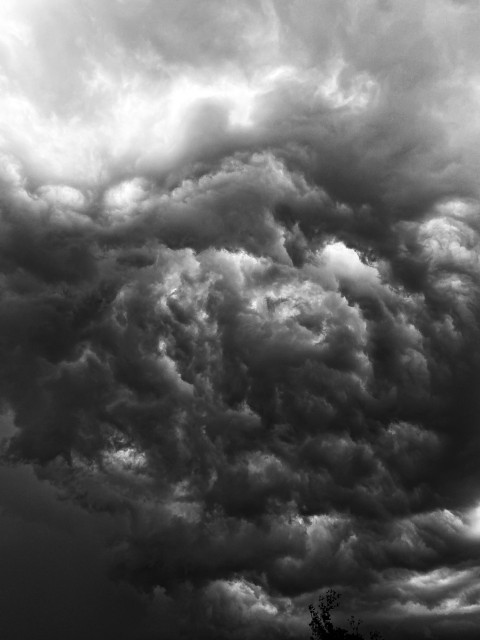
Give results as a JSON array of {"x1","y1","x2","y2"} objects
[{"x1": 2, "y1": 1, "x2": 480, "y2": 638}]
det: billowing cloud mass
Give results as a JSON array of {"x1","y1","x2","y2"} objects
[{"x1": 2, "y1": 1, "x2": 480, "y2": 638}]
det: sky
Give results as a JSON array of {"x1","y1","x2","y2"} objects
[{"x1": 1, "y1": 1, "x2": 480, "y2": 639}]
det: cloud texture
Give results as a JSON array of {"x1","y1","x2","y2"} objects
[{"x1": 2, "y1": 1, "x2": 480, "y2": 638}]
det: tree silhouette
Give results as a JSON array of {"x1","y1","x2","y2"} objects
[{"x1": 309, "y1": 590, "x2": 383, "y2": 640}]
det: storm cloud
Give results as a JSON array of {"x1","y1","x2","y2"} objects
[{"x1": 2, "y1": 1, "x2": 480, "y2": 638}]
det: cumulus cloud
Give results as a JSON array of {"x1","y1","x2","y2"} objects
[{"x1": 1, "y1": 1, "x2": 480, "y2": 638}]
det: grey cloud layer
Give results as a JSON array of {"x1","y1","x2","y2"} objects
[{"x1": 2, "y1": 1, "x2": 480, "y2": 639}]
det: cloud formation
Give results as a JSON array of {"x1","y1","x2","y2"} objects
[{"x1": 2, "y1": 1, "x2": 480, "y2": 638}]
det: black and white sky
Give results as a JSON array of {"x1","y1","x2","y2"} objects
[{"x1": 1, "y1": 1, "x2": 480, "y2": 639}]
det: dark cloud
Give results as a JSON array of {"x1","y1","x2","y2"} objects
[{"x1": 1, "y1": 1, "x2": 480, "y2": 639}]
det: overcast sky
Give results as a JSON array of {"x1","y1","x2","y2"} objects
[{"x1": 2, "y1": 1, "x2": 480, "y2": 639}]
